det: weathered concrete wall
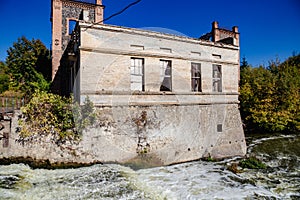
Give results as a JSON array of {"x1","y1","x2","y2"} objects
[
  {"x1": 75, "y1": 23, "x2": 240, "y2": 105},
  {"x1": 82, "y1": 104, "x2": 246, "y2": 165},
  {"x1": 0, "y1": 104, "x2": 246, "y2": 166}
]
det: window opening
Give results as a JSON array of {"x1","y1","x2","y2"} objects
[
  {"x1": 217, "y1": 124, "x2": 223, "y2": 132},
  {"x1": 69, "y1": 20, "x2": 77, "y2": 35},
  {"x1": 160, "y1": 60, "x2": 172, "y2": 91},
  {"x1": 130, "y1": 58, "x2": 144, "y2": 91},
  {"x1": 212, "y1": 64, "x2": 222, "y2": 92},
  {"x1": 212, "y1": 54, "x2": 222, "y2": 59},
  {"x1": 191, "y1": 63, "x2": 201, "y2": 92}
]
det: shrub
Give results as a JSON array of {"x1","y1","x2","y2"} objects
[
  {"x1": 239, "y1": 156, "x2": 267, "y2": 169},
  {"x1": 18, "y1": 91, "x2": 95, "y2": 146}
]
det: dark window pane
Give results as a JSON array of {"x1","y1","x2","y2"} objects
[{"x1": 217, "y1": 124, "x2": 222, "y2": 132}]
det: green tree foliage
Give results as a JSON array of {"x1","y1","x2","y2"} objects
[
  {"x1": 239, "y1": 55, "x2": 300, "y2": 133},
  {"x1": 18, "y1": 91, "x2": 96, "y2": 146},
  {"x1": 6, "y1": 37, "x2": 51, "y2": 96},
  {"x1": 0, "y1": 61, "x2": 9, "y2": 93}
]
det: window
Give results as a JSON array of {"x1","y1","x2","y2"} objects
[
  {"x1": 212, "y1": 54, "x2": 222, "y2": 59},
  {"x1": 212, "y1": 64, "x2": 222, "y2": 92},
  {"x1": 130, "y1": 45, "x2": 144, "y2": 50},
  {"x1": 69, "y1": 20, "x2": 77, "y2": 35},
  {"x1": 191, "y1": 51, "x2": 201, "y2": 57},
  {"x1": 160, "y1": 47, "x2": 172, "y2": 53},
  {"x1": 191, "y1": 63, "x2": 201, "y2": 92},
  {"x1": 217, "y1": 124, "x2": 223, "y2": 132},
  {"x1": 160, "y1": 60, "x2": 172, "y2": 91},
  {"x1": 130, "y1": 58, "x2": 144, "y2": 91}
]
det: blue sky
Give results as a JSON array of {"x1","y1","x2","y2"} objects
[{"x1": 0, "y1": 0, "x2": 299, "y2": 66}]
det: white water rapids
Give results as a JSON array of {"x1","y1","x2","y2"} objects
[{"x1": 1, "y1": 134, "x2": 299, "y2": 199}]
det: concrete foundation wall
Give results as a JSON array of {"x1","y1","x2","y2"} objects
[{"x1": 0, "y1": 104, "x2": 246, "y2": 166}]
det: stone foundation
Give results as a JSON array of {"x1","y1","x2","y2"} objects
[{"x1": 0, "y1": 104, "x2": 246, "y2": 167}]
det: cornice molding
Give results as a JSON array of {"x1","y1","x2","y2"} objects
[{"x1": 62, "y1": 0, "x2": 102, "y2": 9}]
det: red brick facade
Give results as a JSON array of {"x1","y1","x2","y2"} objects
[{"x1": 51, "y1": 0, "x2": 104, "y2": 80}]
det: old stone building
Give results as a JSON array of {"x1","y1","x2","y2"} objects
[{"x1": 49, "y1": 0, "x2": 246, "y2": 165}]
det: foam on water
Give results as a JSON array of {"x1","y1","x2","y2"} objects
[{"x1": 1, "y1": 134, "x2": 299, "y2": 199}]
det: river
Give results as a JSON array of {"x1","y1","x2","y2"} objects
[{"x1": 1, "y1": 134, "x2": 299, "y2": 199}]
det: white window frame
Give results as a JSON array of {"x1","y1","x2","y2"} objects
[{"x1": 130, "y1": 58, "x2": 144, "y2": 91}]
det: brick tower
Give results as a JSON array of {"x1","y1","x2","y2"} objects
[{"x1": 51, "y1": 0, "x2": 104, "y2": 80}]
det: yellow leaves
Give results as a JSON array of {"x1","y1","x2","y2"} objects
[
  {"x1": 17, "y1": 91, "x2": 96, "y2": 146},
  {"x1": 240, "y1": 55, "x2": 300, "y2": 132}
]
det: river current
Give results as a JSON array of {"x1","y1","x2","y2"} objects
[{"x1": 1, "y1": 134, "x2": 299, "y2": 199}]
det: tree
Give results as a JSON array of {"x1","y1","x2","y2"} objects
[
  {"x1": 0, "y1": 61, "x2": 9, "y2": 93},
  {"x1": 239, "y1": 55, "x2": 300, "y2": 133},
  {"x1": 240, "y1": 56, "x2": 249, "y2": 70},
  {"x1": 6, "y1": 36, "x2": 51, "y2": 97}
]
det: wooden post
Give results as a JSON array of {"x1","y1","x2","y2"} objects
[
  {"x1": 3, "y1": 132, "x2": 9, "y2": 148},
  {"x1": 1, "y1": 98, "x2": 4, "y2": 115},
  {"x1": 5, "y1": 98, "x2": 7, "y2": 114},
  {"x1": 12, "y1": 98, "x2": 15, "y2": 116}
]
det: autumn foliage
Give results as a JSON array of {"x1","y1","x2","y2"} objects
[{"x1": 239, "y1": 55, "x2": 300, "y2": 133}]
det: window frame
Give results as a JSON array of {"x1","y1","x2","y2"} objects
[
  {"x1": 160, "y1": 60, "x2": 172, "y2": 92},
  {"x1": 191, "y1": 62, "x2": 202, "y2": 92},
  {"x1": 212, "y1": 64, "x2": 222, "y2": 92},
  {"x1": 130, "y1": 57, "x2": 145, "y2": 91}
]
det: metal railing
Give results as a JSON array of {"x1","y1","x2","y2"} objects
[{"x1": 0, "y1": 96, "x2": 26, "y2": 116}]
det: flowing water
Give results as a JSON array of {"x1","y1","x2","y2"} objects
[{"x1": 1, "y1": 134, "x2": 299, "y2": 199}]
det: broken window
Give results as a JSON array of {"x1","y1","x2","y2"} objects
[
  {"x1": 160, "y1": 60, "x2": 172, "y2": 91},
  {"x1": 69, "y1": 20, "x2": 77, "y2": 35},
  {"x1": 212, "y1": 64, "x2": 222, "y2": 92},
  {"x1": 130, "y1": 58, "x2": 144, "y2": 91},
  {"x1": 191, "y1": 63, "x2": 201, "y2": 92}
]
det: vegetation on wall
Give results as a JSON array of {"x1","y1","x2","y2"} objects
[
  {"x1": 239, "y1": 55, "x2": 300, "y2": 133},
  {"x1": 18, "y1": 91, "x2": 96, "y2": 146}
]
